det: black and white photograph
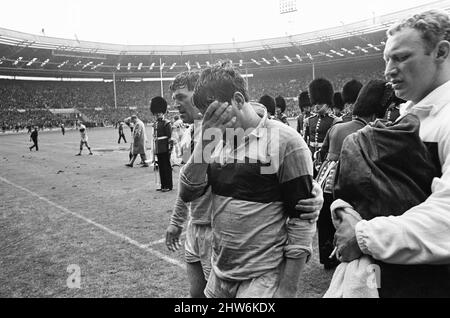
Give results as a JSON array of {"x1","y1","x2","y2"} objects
[{"x1": 1, "y1": 0, "x2": 450, "y2": 302}]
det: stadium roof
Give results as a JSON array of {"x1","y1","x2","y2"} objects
[{"x1": 0, "y1": 0, "x2": 449, "y2": 78}]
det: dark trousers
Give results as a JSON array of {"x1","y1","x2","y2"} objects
[
  {"x1": 118, "y1": 132, "x2": 126, "y2": 143},
  {"x1": 318, "y1": 192, "x2": 337, "y2": 265},
  {"x1": 30, "y1": 139, "x2": 38, "y2": 151},
  {"x1": 157, "y1": 152, "x2": 173, "y2": 190}
]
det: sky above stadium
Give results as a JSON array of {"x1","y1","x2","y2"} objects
[{"x1": 0, "y1": 0, "x2": 441, "y2": 45}]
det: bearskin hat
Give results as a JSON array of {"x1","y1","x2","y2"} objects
[
  {"x1": 258, "y1": 94, "x2": 276, "y2": 116},
  {"x1": 150, "y1": 96, "x2": 168, "y2": 114},
  {"x1": 342, "y1": 79, "x2": 363, "y2": 104},
  {"x1": 333, "y1": 92, "x2": 345, "y2": 111},
  {"x1": 308, "y1": 78, "x2": 334, "y2": 106},
  {"x1": 275, "y1": 95, "x2": 286, "y2": 113},
  {"x1": 353, "y1": 80, "x2": 394, "y2": 118},
  {"x1": 298, "y1": 91, "x2": 311, "y2": 111}
]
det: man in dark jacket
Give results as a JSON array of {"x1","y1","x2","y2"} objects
[
  {"x1": 316, "y1": 80, "x2": 394, "y2": 269},
  {"x1": 151, "y1": 96, "x2": 173, "y2": 192},
  {"x1": 29, "y1": 127, "x2": 38, "y2": 151}
]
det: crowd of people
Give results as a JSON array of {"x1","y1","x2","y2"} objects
[
  {"x1": 162, "y1": 9, "x2": 450, "y2": 299},
  {"x1": 0, "y1": 80, "x2": 174, "y2": 111},
  {"x1": 0, "y1": 109, "x2": 76, "y2": 133},
  {"x1": 2, "y1": 8, "x2": 450, "y2": 299},
  {"x1": 0, "y1": 65, "x2": 383, "y2": 130}
]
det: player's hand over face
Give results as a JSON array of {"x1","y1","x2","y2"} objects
[
  {"x1": 165, "y1": 225, "x2": 182, "y2": 252},
  {"x1": 201, "y1": 101, "x2": 236, "y2": 135}
]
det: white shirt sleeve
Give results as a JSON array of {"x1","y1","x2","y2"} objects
[{"x1": 355, "y1": 119, "x2": 450, "y2": 265}]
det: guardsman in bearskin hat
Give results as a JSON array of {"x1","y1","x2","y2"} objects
[
  {"x1": 258, "y1": 94, "x2": 276, "y2": 119},
  {"x1": 341, "y1": 79, "x2": 363, "y2": 122},
  {"x1": 151, "y1": 96, "x2": 173, "y2": 192},
  {"x1": 275, "y1": 95, "x2": 290, "y2": 125},
  {"x1": 332, "y1": 92, "x2": 345, "y2": 118},
  {"x1": 296, "y1": 91, "x2": 312, "y2": 136},
  {"x1": 304, "y1": 78, "x2": 340, "y2": 173},
  {"x1": 383, "y1": 94, "x2": 405, "y2": 122},
  {"x1": 315, "y1": 80, "x2": 394, "y2": 270}
]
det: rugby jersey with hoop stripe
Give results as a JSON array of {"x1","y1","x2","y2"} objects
[{"x1": 180, "y1": 108, "x2": 315, "y2": 280}]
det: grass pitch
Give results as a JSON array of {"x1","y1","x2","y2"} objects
[{"x1": 0, "y1": 125, "x2": 333, "y2": 297}]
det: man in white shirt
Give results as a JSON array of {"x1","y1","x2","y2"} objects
[
  {"x1": 76, "y1": 123, "x2": 93, "y2": 156},
  {"x1": 334, "y1": 9, "x2": 450, "y2": 297}
]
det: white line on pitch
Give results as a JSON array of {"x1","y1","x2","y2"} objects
[{"x1": 0, "y1": 176, "x2": 185, "y2": 269}]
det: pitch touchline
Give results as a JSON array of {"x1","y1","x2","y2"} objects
[{"x1": 0, "y1": 175, "x2": 185, "y2": 269}]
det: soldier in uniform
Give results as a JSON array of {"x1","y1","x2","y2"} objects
[
  {"x1": 258, "y1": 94, "x2": 276, "y2": 119},
  {"x1": 341, "y1": 79, "x2": 363, "y2": 122},
  {"x1": 332, "y1": 92, "x2": 345, "y2": 118},
  {"x1": 304, "y1": 78, "x2": 340, "y2": 174},
  {"x1": 296, "y1": 91, "x2": 312, "y2": 136},
  {"x1": 316, "y1": 80, "x2": 394, "y2": 269},
  {"x1": 384, "y1": 94, "x2": 405, "y2": 122},
  {"x1": 275, "y1": 95, "x2": 290, "y2": 125},
  {"x1": 151, "y1": 96, "x2": 173, "y2": 192}
]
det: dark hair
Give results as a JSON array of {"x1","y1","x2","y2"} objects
[
  {"x1": 259, "y1": 94, "x2": 276, "y2": 116},
  {"x1": 353, "y1": 80, "x2": 394, "y2": 118},
  {"x1": 388, "y1": 9, "x2": 450, "y2": 54},
  {"x1": 192, "y1": 60, "x2": 249, "y2": 112},
  {"x1": 333, "y1": 92, "x2": 345, "y2": 111},
  {"x1": 308, "y1": 78, "x2": 334, "y2": 105},
  {"x1": 342, "y1": 79, "x2": 363, "y2": 104},
  {"x1": 275, "y1": 95, "x2": 286, "y2": 113},
  {"x1": 169, "y1": 71, "x2": 200, "y2": 92}
]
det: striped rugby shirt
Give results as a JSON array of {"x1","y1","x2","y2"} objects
[{"x1": 180, "y1": 105, "x2": 315, "y2": 280}]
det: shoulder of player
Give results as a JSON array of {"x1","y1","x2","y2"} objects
[{"x1": 267, "y1": 118, "x2": 308, "y2": 150}]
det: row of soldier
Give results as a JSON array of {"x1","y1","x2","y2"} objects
[{"x1": 257, "y1": 77, "x2": 404, "y2": 270}]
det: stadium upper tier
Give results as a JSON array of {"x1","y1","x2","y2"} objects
[
  {"x1": 0, "y1": 1, "x2": 449, "y2": 78},
  {"x1": 0, "y1": 59, "x2": 384, "y2": 111}
]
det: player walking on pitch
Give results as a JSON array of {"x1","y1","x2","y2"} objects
[{"x1": 76, "y1": 123, "x2": 93, "y2": 156}]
